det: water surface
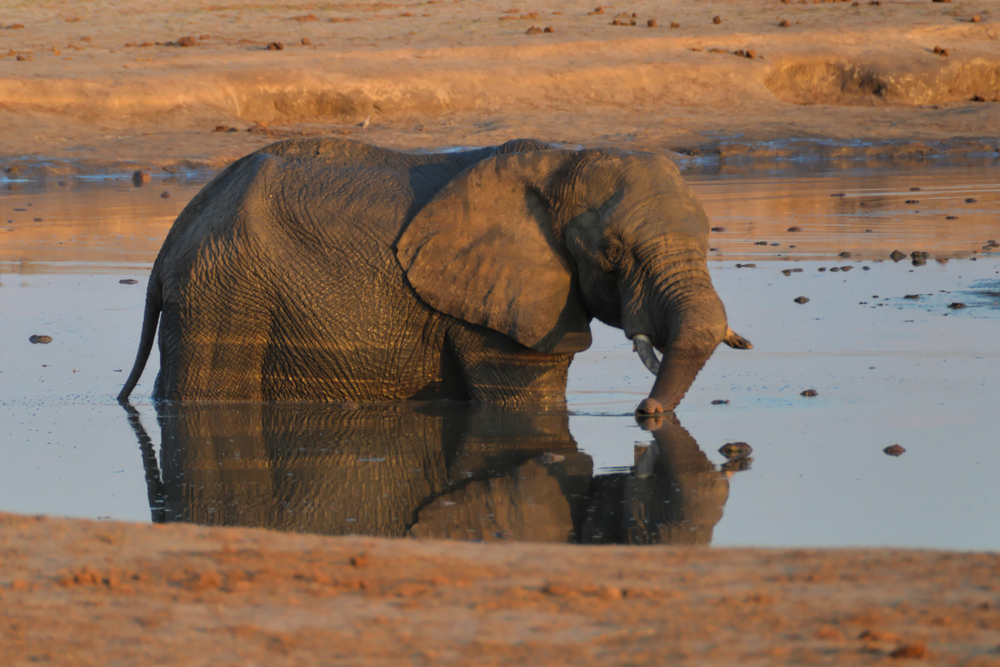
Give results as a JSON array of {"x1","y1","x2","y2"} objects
[{"x1": 1, "y1": 165, "x2": 997, "y2": 549}]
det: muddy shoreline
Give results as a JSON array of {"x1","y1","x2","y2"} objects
[
  {"x1": 2, "y1": 0, "x2": 998, "y2": 178},
  {"x1": 2, "y1": 136, "x2": 999, "y2": 181},
  {"x1": 2, "y1": 513, "x2": 999, "y2": 666}
]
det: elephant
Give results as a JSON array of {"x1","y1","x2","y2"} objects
[
  {"x1": 124, "y1": 402, "x2": 736, "y2": 545},
  {"x1": 117, "y1": 138, "x2": 751, "y2": 413}
]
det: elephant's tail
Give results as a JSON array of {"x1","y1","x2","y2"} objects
[{"x1": 117, "y1": 280, "x2": 162, "y2": 403}]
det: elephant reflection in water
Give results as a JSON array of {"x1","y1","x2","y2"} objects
[{"x1": 126, "y1": 404, "x2": 740, "y2": 545}]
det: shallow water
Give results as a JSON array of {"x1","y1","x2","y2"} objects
[{"x1": 1, "y1": 165, "x2": 998, "y2": 549}]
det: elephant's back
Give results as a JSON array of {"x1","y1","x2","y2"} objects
[{"x1": 154, "y1": 142, "x2": 463, "y2": 401}]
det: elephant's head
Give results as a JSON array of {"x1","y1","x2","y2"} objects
[{"x1": 397, "y1": 146, "x2": 751, "y2": 412}]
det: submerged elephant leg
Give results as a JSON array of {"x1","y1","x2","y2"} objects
[{"x1": 446, "y1": 321, "x2": 573, "y2": 406}]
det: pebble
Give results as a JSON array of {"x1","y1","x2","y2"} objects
[
  {"x1": 526, "y1": 26, "x2": 543, "y2": 34},
  {"x1": 787, "y1": 226, "x2": 801, "y2": 232},
  {"x1": 544, "y1": 26, "x2": 554, "y2": 32},
  {"x1": 301, "y1": 37, "x2": 312, "y2": 45},
  {"x1": 29, "y1": 335, "x2": 53, "y2": 344},
  {"x1": 119, "y1": 279, "x2": 138, "y2": 285},
  {"x1": 132, "y1": 170, "x2": 151, "y2": 187},
  {"x1": 782, "y1": 269, "x2": 793, "y2": 276},
  {"x1": 964, "y1": 198, "x2": 976, "y2": 203},
  {"x1": 905, "y1": 199, "x2": 919, "y2": 204},
  {"x1": 160, "y1": 191, "x2": 171, "y2": 199},
  {"x1": 588, "y1": 7, "x2": 605, "y2": 15},
  {"x1": 719, "y1": 442, "x2": 752, "y2": 459},
  {"x1": 970, "y1": 15, "x2": 980, "y2": 23},
  {"x1": 670, "y1": 21, "x2": 680, "y2": 28},
  {"x1": 932, "y1": 45, "x2": 950, "y2": 57},
  {"x1": 890, "y1": 250, "x2": 906, "y2": 261},
  {"x1": 794, "y1": 296, "x2": 810, "y2": 304},
  {"x1": 711, "y1": 226, "x2": 726, "y2": 232},
  {"x1": 945, "y1": 215, "x2": 958, "y2": 220},
  {"x1": 831, "y1": 192, "x2": 845, "y2": 197},
  {"x1": 647, "y1": 18, "x2": 657, "y2": 27},
  {"x1": 800, "y1": 389, "x2": 818, "y2": 397},
  {"x1": 948, "y1": 302, "x2": 966, "y2": 309},
  {"x1": 889, "y1": 643, "x2": 927, "y2": 659},
  {"x1": 838, "y1": 251, "x2": 852, "y2": 258},
  {"x1": 712, "y1": 15, "x2": 722, "y2": 24},
  {"x1": 711, "y1": 399, "x2": 730, "y2": 405},
  {"x1": 779, "y1": 19, "x2": 790, "y2": 27},
  {"x1": 735, "y1": 263, "x2": 757, "y2": 268},
  {"x1": 904, "y1": 294, "x2": 920, "y2": 299},
  {"x1": 883, "y1": 444, "x2": 906, "y2": 457},
  {"x1": 911, "y1": 251, "x2": 929, "y2": 259},
  {"x1": 267, "y1": 42, "x2": 285, "y2": 50},
  {"x1": 176, "y1": 36, "x2": 198, "y2": 47}
]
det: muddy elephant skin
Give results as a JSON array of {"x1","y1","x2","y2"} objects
[{"x1": 118, "y1": 138, "x2": 751, "y2": 411}]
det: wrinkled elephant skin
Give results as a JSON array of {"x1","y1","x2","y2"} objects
[{"x1": 118, "y1": 138, "x2": 751, "y2": 411}]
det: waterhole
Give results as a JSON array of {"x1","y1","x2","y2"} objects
[{"x1": 1, "y1": 163, "x2": 997, "y2": 548}]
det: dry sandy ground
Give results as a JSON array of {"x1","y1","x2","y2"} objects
[
  {"x1": 2, "y1": 513, "x2": 999, "y2": 666},
  {"x1": 2, "y1": 2, "x2": 1000, "y2": 664},
  {"x1": 0, "y1": 0, "x2": 998, "y2": 175}
]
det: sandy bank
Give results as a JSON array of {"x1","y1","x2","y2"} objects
[
  {"x1": 1, "y1": 0, "x2": 998, "y2": 176},
  {"x1": 2, "y1": 512, "x2": 999, "y2": 666}
]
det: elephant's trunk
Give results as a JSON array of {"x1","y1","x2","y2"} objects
[
  {"x1": 636, "y1": 335, "x2": 719, "y2": 413},
  {"x1": 626, "y1": 245, "x2": 729, "y2": 414}
]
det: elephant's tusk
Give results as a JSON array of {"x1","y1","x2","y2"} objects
[{"x1": 633, "y1": 334, "x2": 661, "y2": 376}]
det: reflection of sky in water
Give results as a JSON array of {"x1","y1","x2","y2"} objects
[{"x1": 0, "y1": 166, "x2": 998, "y2": 549}]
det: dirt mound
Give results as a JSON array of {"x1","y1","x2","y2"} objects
[{"x1": 767, "y1": 54, "x2": 1000, "y2": 106}]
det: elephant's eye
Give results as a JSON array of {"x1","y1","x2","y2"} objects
[{"x1": 604, "y1": 241, "x2": 623, "y2": 264}]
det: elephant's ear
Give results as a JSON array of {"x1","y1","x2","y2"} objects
[{"x1": 397, "y1": 151, "x2": 592, "y2": 354}]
